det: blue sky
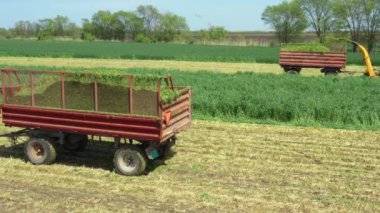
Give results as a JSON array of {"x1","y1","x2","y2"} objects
[{"x1": 0, "y1": 0, "x2": 283, "y2": 31}]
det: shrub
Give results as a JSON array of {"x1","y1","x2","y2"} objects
[
  {"x1": 135, "y1": 34, "x2": 151, "y2": 43},
  {"x1": 83, "y1": 33, "x2": 96, "y2": 41}
]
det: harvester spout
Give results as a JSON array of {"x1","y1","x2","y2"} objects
[
  {"x1": 355, "y1": 43, "x2": 376, "y2": 77},
  {"x1": 344, "y1": 39, "x2": 377, "y2": 77}
]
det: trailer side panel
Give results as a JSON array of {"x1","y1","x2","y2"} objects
[
  {"x1": 280, "y1": 51, "x2": 346, "y2": 69},
  {"x1": 161, "y1": 88, "x2": 191, "y2": 142},
  {"x1": 2, "y1": 105, "x2": 161, "y2": 141}
]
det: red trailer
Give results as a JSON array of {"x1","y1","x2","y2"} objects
[
  {"x1": 0, "y1": 69, "x2": 192, "y2": 176},
  {"x1": 279, "y1": 50, "x2": 346, "y2": 75}
]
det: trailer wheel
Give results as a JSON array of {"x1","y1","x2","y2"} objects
[
  {"x1": 283, "y1": 66, "x2": 301, "y2": 74},
  {"x1": 324, "y1": 71, "x2": 338, "y2": 76},
  {"x1": 114, "y1": 145, "x2": 147, "y2": 176},
  {"x1": 63, "y1": 133, "x2": 88, "y2": 152},
  {"x1": 24, "y1": 138, "x2": 56, "y2": 165},
  {"x1": 159, "y1": 137, "x2": 176, "y2": 159},
  {"x1": 322, "y1": 68, "x2": 340, "y2": 76},
  {"x1": 286, "y1": 69, "x2": 299, "y2": 75}
]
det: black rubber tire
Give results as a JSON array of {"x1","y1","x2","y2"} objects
[
  {"x1": 114, "y1": 145, "x2": 148, "y2": 176},
  {"x1": 24, "y1": 138, "x2": 57, "y2": 165},
  {"x1": 286, "y1": 70, "x2": 299, "y2": 75},
  {"x1": 322, "y1": 68, "x2": 340, "y2": 76},
  {"x1": 157, "y1": 144, "x2": 172, "y2": 160},
  {"x1": 324, "y1": 71, "x2": 338, "y2": 76},
  {"x1": 158, "y1": 138, "x2": 176, "y2": 159},
  {"x1": 63, "y1": 133, "x2": 88, "y2": 152}
]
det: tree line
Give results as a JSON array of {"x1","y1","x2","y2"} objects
[
  {"x1": 262, "y1": 0, "x2": 380, "y2": 52},
  {"x1": 0, "y1": 5, "x2": 227, "y2": 43}
]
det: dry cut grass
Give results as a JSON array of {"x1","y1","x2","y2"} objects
[
  {"x1": 0, "y1": 56, "x2": 367, "y2": 76},
  {"x1": 0, "y1": 120, "x2": 378, "y2": 212}
]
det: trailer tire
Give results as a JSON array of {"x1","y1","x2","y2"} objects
[
  {"x1": 286, "y1": 69, "x2": 299, "y2": 75},
  {"x1": 63, "y1": 133, "x2": 88, "y2": 152},
  {"x1": 24, "y1": 138, "x2": 57, "y2": 165},
  {"x1": 283, "y1": 66, "x2": 301, "y2": 74},
  {"x1": 114, "y1": 145, "x2": 147, "y2": 176},
  {"x1": 324, "y1": 71, "x2": 338, "y2": 76},
  {"x1": 322, "y1": 68, "x2": 340, "y2": 76},
  {"x1": 159, "y1": 137, "x2": 176, "y2": 159},
  {"x1": 159, "y1": 144, "x2": 173, "y2": 159}
]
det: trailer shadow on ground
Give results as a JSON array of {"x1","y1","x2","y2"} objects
[{"x1": 0, "y1": 139, "x2": 176, "y2": 175}]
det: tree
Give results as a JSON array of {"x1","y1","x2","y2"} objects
[
  {"x1": 199, "y1": 29, "x2": 210, "y2": 42},
  {"x1": 8, "y1": 6, "x2": 189, "y2": 42},
  {"x1": 198, "y1": 26, "x2": 227, "y2": 42},
  {"x1": 136, "y1": 5, "x2": 161, "y2": 40},
  {"x1": 262, "y1": 0, "x2": 308, "y2": 43},
  {"x1": 0, "y1": 28, "x2": 9, "y2": 39},
  {"x1": 66, "y1": 22, "x2": 81, "y2": 39},
  {"x1": 92, "y1": 10, "x2": 115, "y2": 40},
  {"x1": 208, "y1": 26, "x2": 227, "y2": 41},
  {"x1": 81, "y1": 18, "x2": 95, "y2": 40},
  {"x1": 38, "y1": 18, "x2": 56, "y2": 40},
  {"x1": 298, "y1": 0, "x2": 335, "y2": 43},
  {"x1": 53, "y1": 15, "x2": 69, "y2": 36},
  {"x1": 333, "y1": 0, "x2": 365, "y2": 52},
  {"x1": 157, "y1": 13, "x2": 189, "y2": 42},
  {"x1": 13, "y1": 20, "x2": 38, "y2": 37},
  {"x1": 362, "y1": 0, "x2": 380, "y2": 52},
  {"x1": 113, "y1": 11, "x2": 143, "y2": 40}
]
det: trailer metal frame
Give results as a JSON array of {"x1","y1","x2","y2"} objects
[
  {"x1": 279, "y1": 51, "x2": 347, "y2": 75},
  {"x1": 0, "y1": 69, "x2": 192, "y2": 176}
]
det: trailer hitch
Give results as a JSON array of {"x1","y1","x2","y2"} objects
[{"x1": 0, "y1": 129, "x2": 30, "y2": 146}]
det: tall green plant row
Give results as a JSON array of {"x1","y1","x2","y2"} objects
[
  {"x1": 2, "y1": 65, "x2": 380, "y2": 130},
  {"x1": 0, "y1": 40, "x2": 378, "y2": 65}
]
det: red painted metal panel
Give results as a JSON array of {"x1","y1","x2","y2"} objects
[
  {"x1": 280, "y1": 53, "x2": 346, "y2": 58},
  {"x1": 162, "y1": 89, "x2": 191, "y2": 141},
  {"x1": 280, "y1": 62, "x2": 344, "y2": 68},
  {"x1": 2, "y1": 106, "x2": 159, "y2": 126},
  {"x1": 7, "y1": 72, "x2": 12, "y2": 90},
  {"x1": 281, "y1": 58, "x2": 345, "y2": 64},
  {"x1": 279, "y1": 51, "x2": 346, "y2": 69},
  {"x1": 1, "y1": 71, "x2": 5, "y2": 105},
  {"x1": 157, "y1": 79, "x2": 163, "y2": 140},
  {"x1": 2, "y1": 105, "x2": 161, "y2": 141},
  {"x1": 4, "y1": 120, "x2": 160, "y2": 141},
  {"x1": 0, "y1": 69, "x2": 192, "y2": 143},
  {"x1": 4, "y1": 113, "x2": 159, "y2": 134},
  {"x1": 129, "y1": 77, "x2": 133, "y2": 114},
  {"x1": 280, "y1": 59, "x2": 346, "y2": 63},
  {"x1": 280, "y1": 56, "x2": 344, "y2": 61},
  {"x1": 163, "y1": 94, "x2": 190, "y2": 110}
]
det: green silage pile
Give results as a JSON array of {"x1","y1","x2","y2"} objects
[
  {"x1": 5, "y1": 71, "x2": 183, "y2": 117},
  {"x1": 281, "y1": 43, "x2": 331, "y2": 52}
]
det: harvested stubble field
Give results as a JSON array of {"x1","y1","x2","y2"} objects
[{"x1": 0, "y1": 120, "x2": 379, "y2": 211}]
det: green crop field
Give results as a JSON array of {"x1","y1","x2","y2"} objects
[
  {"x1": 2, "y1": 64, "x2": 380, "y2": 130},
  {"x1": 0, "y1": 40, "x2": 378, "y2": 65},
  {"x1": 0, "y1": 40, "x2": 277, "y2": 63}
]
